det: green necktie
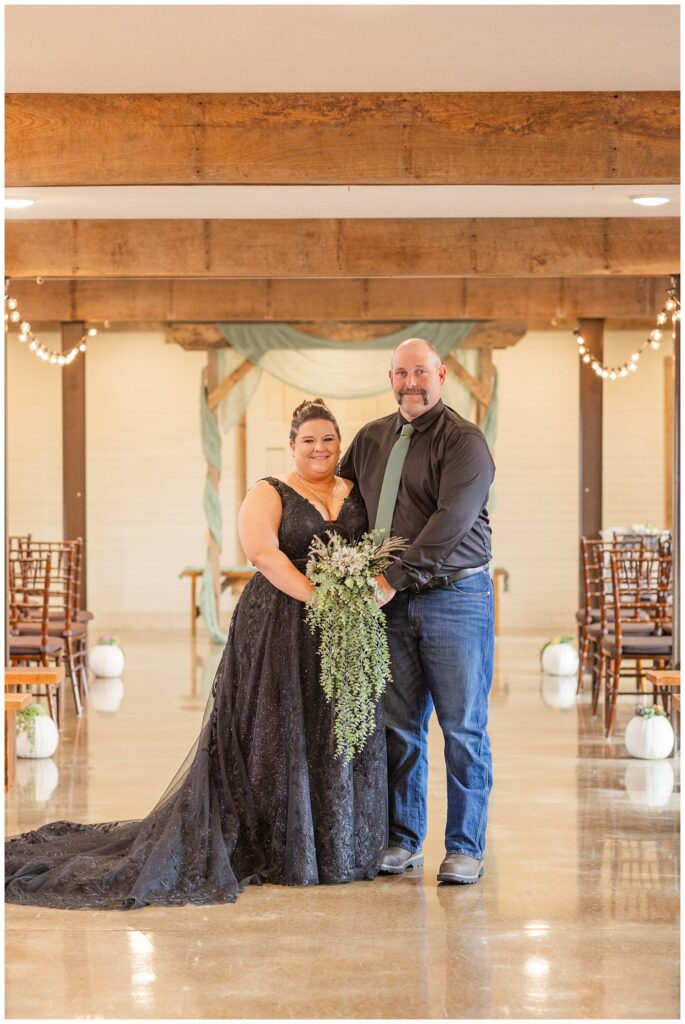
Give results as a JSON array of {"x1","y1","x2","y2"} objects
[{"x1": 374, "y1": 423, "x2": 415, "y2": 538}]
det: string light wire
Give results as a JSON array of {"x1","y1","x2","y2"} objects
[
  {"x1": 575, "y1": 277, "x2": 680, "y2": 381},
  {"x1": 4, "y1": 279, "x2": 101, "y2": 365}
]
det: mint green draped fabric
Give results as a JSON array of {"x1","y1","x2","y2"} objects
[
  {"x1": 199, "y1": 321, "x2": 498, "y2": 642},
  {"x1": 199, "y1": 380, "x2": 226, "y2": 643}
]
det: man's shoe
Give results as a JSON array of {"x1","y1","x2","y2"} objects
[
  {"x1": 437, "y1": 853, "x2": 484, "y2": 884},
  {"x1": 378, "y1": 846, "x2": 424, "y2": 874}
]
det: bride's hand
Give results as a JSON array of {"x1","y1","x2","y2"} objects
[{"x1": 374, "y1": 575, "x2": 396, "y2": 607}]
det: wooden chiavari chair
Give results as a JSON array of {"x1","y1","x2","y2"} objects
[
  {"x1": 597, "y1": 548, "x2": 673, "y2": 739},
  {"x1": 577, "y1": 536, "x2": 650, "y2": 699},
  {"x1": 10, "y1": 540, "x2": 87, "y2": 715},
  {"x1": 8, "y1": 552, "x2": 66, "y2": 723}
]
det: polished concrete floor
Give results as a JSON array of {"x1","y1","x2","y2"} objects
[{"x1": 5, "y1": 631, "x2": 680, "y2": 1019}]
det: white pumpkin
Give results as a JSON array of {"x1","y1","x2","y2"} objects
[
  {"x1": 541, "y1": 674, "x2": 578, "y2": 710},
  {"x1": 15, "y1": 757, "x2": 59, "y2": 805},
  {"x1": 624, "y1": 760, "x2": 675, "y2": 808},
  {"x1": 541, "y1": 639, "x2": 579, "y2": 676},
  {"x1": 89, "y1": 677, "x2": 125, "y2": 713},
  {"x1": 16, "y1": 714, "x2": 59, "y2": 759},
  {"x1": 90, "y1": 642, "x2": 125, "y2": 678},
  {"x1": 625, "y1": 711, "x2": 674, "y2": 760}
]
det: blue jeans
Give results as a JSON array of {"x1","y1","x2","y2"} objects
[{"x1": 383, "y1": 571, "x2": 494, "y2": 859}]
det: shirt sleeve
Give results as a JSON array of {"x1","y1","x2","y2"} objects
[
  {"x1": 383, "y1": 431, "x2": 495, "y2": 591},
  {"x1": 337, "y1": 432, "x2": 359, "y2": 482}
]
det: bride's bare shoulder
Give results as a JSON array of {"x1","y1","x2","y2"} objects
[{"x1": 243, "y1": 478, "x2": 283, "y2": 506}]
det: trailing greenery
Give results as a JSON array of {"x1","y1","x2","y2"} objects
[
  {"x1": 17, "y1": 703, "x2": 47, "y2": 747},
  {"x1": 305, "y1": 530, "x2": 405, "y2": 764}
]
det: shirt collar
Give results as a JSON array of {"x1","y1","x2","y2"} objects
[{"x1": 394, "y1": 399, "x2": 445, "y2": 434}]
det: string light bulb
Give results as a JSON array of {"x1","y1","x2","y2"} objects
[
  {"x1": 4, "y1": 285, "x2": 107, "y2": 366},
  {"x1": 574, "y1": 278, "x2": 679, "y2": 382}
]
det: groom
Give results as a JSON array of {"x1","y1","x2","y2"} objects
[{"x1": 339, "y1": 338, "x2": 495, "y2": 884}]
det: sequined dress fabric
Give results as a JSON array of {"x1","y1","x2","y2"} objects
[{"x1": 5, "y1": 478, "x2": 387, "y2": 910}]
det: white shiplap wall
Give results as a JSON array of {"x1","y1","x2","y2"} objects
[
  {"x1": 602, "y1": 330, "x2": 669, "y2": 531},
  {"x1": 491, "y1": 331, "x2": 580, "y2": 634},
  {"x1": 7, "y1": 332, "x2": 63, "y2": 539}
]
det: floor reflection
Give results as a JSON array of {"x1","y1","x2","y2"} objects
[
  {"x1": 437, "y1": 883, "x2": 494, "y2": 1018},
  {"x1": 5, "y1": 633, "x2": 679, "y2": 1020},
  {"x1": 576, "y1": 700, "x2": 679, "y2": 930}
]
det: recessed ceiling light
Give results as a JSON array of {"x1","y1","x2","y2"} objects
[
  {"x1": 4, "y1": 198, "x2": 35, "y2": 209},
  {"x1": 630, "y1": 195, "x2": 670, "y2": 207}
]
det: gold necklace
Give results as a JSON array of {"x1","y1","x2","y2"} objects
[{"x1": 294, "y1": 473, "x2": 342, "y2": 517}]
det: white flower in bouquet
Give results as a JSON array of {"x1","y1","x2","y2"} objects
[{"x1": 305, "y1": 529, "x2": 405, "y2": 763}]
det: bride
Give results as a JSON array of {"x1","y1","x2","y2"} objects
[{"x1": 6, "y1": 399, "x2": 387, "y2": 909}]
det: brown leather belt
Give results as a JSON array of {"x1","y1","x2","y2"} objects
[{"x1": 406, "y1": 563, "x2": 490, "y2": 595}]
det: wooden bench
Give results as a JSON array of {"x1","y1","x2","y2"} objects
[
  {"x1": 644, "y1": 669, "x2": 680, "y2": 711},
  {"x1": 645, "y1": 669, "x2": 680, "y2": 754},
  {"x1": 179, "y1": 566, "x2": 255, "y2": 637},
  {"x1": 5, "y1": 691, "x2": 33, "y2": 789},
  {"x1": 5, "y1": 665, "x2": 66, "y2": 727}
]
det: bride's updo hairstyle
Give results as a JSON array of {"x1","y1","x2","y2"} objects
[{"x1": 289, "y1": 398, "x2": 341, "y2": 442}]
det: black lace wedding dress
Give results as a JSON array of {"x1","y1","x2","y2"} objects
[{"x1": 5, "y1": 478, "x2": 387, "y2": 910}]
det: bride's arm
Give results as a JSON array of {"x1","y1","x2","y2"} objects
[{"x1": 238, "y1": 481, "x2": 315, "y2": 603}]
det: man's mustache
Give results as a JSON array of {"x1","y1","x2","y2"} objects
[{"x1": 398, "y1": 387, "x2": 429, "y2": 406}]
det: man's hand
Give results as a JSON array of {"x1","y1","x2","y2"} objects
[{"x1": 374, "y1": 574, "x2": 397, "y2": 607}]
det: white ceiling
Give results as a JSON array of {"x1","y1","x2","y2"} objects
[
  {"x1": 5, "y1": 4, "x2": 680, "y2": 92},
  {"x1": 4, "y1": 184, "x2": 680, "y2": 219}
]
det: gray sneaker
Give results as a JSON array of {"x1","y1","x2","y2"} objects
[
  {"x1": 437, "y1": 853, "x2": 484, "y2": 884},
  {"x1": 379, "y1": 846, "x2": 424, "y2": 874}
]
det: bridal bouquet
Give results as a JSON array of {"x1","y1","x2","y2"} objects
[{"x1": 305, "y1": 530, "x2": 405, "y2": 763}]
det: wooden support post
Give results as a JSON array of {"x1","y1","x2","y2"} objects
[
  {"x1": 205, "y1": 351, "x2": 222, "y2": 625},
  {"x1": 236, "y1": 414, "x2": 248, "y2": 564},
  {"x1": 578, "y1": 318, "x2": 604, "y2": 603},
  {"x1": 664, "y1": 356, "x2": 675, "y2": 532},
  {"x1": 477, "y1": 349, "x2": 495, "y2": 426},
  {"x1": 672, "y1": 277, "x2": 680, "y2": 669},
  {"x1": 62, "y1": 322, "x2": 87, "y2": 606}
]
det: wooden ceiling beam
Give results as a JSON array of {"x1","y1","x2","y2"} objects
[
  {"x1": 6, "y1": 92, "x2": 679, "y2": 186},
  {"x1": 6, "y1": 218, "x2": 678, "y2": 279},
  {"x1": 6, "y1": 276, "x2": 674, "y2": 323}
]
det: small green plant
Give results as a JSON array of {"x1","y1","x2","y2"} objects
[
  {"x1": 305, "y1": 530, "x2": 405, "y2": 764},
  {"x1": 539, "y1": 635, "x2": 573, "y2": 666},
  {"x1": 635, "y1": 703, "x2": 668, "y2": 718},
  {"x1": 17, "y1": 703, "x2": 47, "y2": 747},
  {"x1": 97, "y1": 635, "x2": 122, "y2": 647}
]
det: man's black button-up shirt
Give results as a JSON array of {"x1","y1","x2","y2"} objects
[{"x1": 338, "y1": 400, "x2": 495, "y2": 591}]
